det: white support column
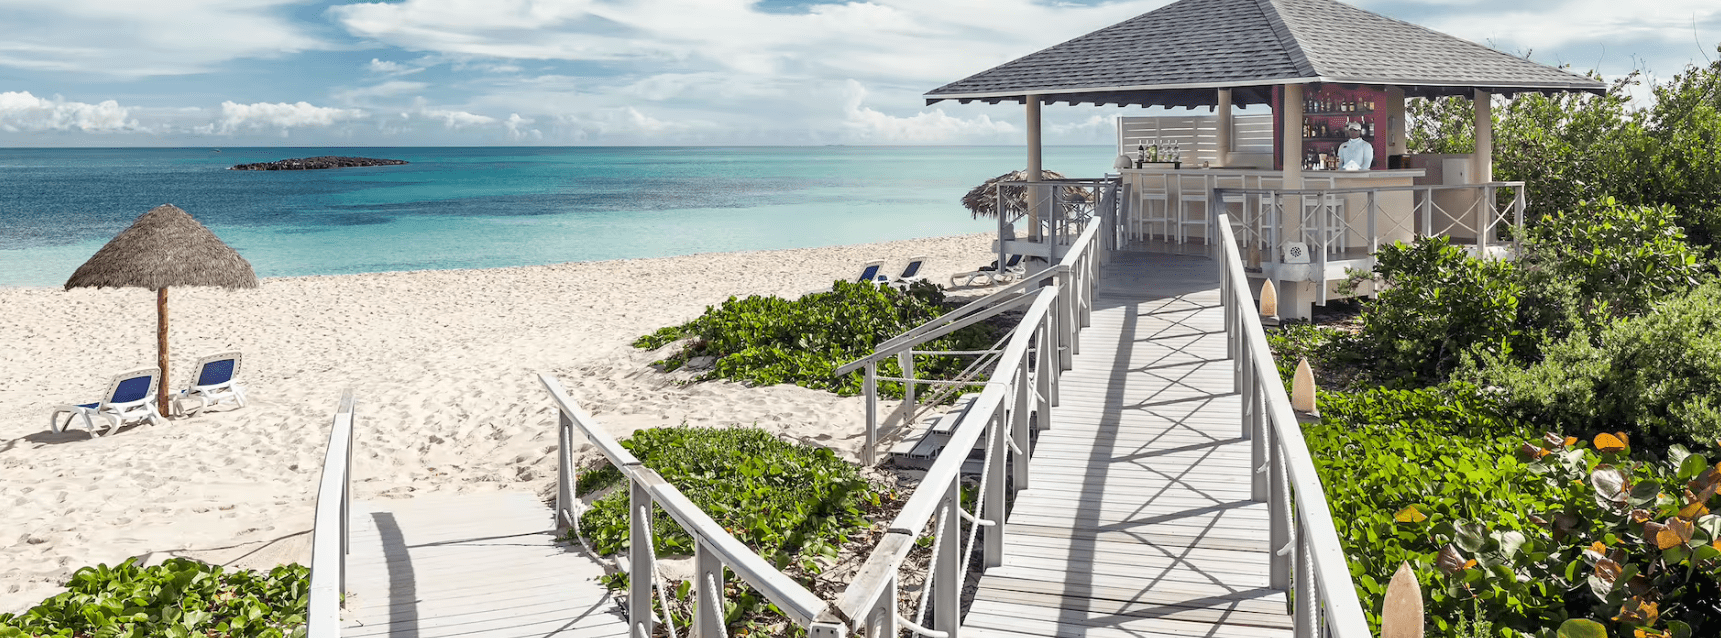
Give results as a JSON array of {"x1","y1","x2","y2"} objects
[
  {"x1": 1217, "y1": 88, "x2": 1233, "y2": 167},
  {"x1": 1473, "y1": 89, "x2": 1493, "y2": 184},
  {"x1": 1281, "y1": 84, "x2": 1304, "y2": 189},
  {"x1": 1026, "y1": 94, "x2": 1043, "y2": 240}
]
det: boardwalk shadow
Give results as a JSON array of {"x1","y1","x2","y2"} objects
[{"x1": 372, "y1": 512, "x2": 419, "y2": 636}]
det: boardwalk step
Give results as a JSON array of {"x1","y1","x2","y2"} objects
[{"x1": 887, "y1": 394, "x2": 981, "y2": 469}]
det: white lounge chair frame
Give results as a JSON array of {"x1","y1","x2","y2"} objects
[
  {"x1": 48, "y1": 367, "x2": 166, "y2": 437},
  {"x1": 889, "y1": 255, "x2": 929, "y2": 289},
  {"x1": 174, "y1": 351, "x2": 248, "y2": 417}
]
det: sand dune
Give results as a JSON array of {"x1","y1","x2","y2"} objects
[{"x1": 0, "y1": 233, "x2": 996, "y2": 613}]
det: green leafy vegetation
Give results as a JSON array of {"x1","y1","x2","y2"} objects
[
  {"x1": 1305, "y1": 385, "x2": 1721, "y2": 637},
  {"x1": 0, "y1": 559, "x2": 309, "y2": 638},
  {"x1": 573, "y1": 426, "x2": 885, "y2": 636},
  {"x1": 634, "y1": 280, "x2": 998, "y2": 398},
  {"x1": 1481, "y1": 282, "x2": 1721, "y2": 450}
]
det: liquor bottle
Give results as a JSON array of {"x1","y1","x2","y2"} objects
[{"x1": 1367, "y1": 121, "x2": 1376, "y2": 137}]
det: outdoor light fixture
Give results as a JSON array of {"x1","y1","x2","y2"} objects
[{"x1": 1113, "y1": 154, "x2": 1133, "y2": 170}]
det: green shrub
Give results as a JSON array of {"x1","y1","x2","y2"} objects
[
  {"x1": 635, "y1": 280, "x2": 998, "y2": 398},
  {"x1": 1484, "y1": 282, "x2": 1721, "y2": 450},
  {"x1": 1521, "y1": 198, "x2": 1705, "y2": 321},
  {"x1": 0, "y1": 559, "x2": 309, "y2": 638},
  {"x1": 1354, "y1": 237, "x2": 1526, "y2": 384},
  {"x1": 576, "y1": 426, "x2": 878, "y2": 568}
]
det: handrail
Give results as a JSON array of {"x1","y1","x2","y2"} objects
[
  {"x1": 1214, "y1": 214, "x2": 1370, "y2": 636},
  {"x1": 540, "y1": 374, "x2": 848, "y2": 637},
  {"x1": 307, "y1": 389, "x2": 355, "y2": 638},
  {"x1": 832, "y1": 208, "x2": 1109, "y2": 637}
]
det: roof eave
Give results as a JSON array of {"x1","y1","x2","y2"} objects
[{"x1": 925, "y1": 76, "x2": 1607, "y2": 105}]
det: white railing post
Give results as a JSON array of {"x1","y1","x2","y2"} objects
[
  {"x1": 1269, "y1": 426, "x2": 1291, "y2": 591},
  {"x1": 933, "y1": 483, "x2": 962, "y2": 637},
  {"x1": 866, "y1": 576, "x2": 898, "y2": 638},
  {"x1": 984, "y1": 412, "x2": 1007, "y2": 568},
  {"x1": 341, "y1": 392, "x2": 353, "y2": 596},
  {"x1": 630, "y1": 480, "x2": 655, "y2": 638},
  {"x1": 307, "y1": 389, "x2": 355, "y2": 638},
  {"x1": 695, "y1": 539, "x2": 725, "y2": 638},
  {"x1": 557, "y1": 411, "x2": 575, "y2": 526},
  {"x1": 1419, "y1": 187, "x2": 1432, "y2": 237},
  {"x1": 898, "y1": 351, "x2": 915, "y2": 407},
  {"x1": 1012, "y1": 362, "x2": 1031, "y2": 490},
  {"x1": 1037, "y1": 319, "x2": 1054, "y2": 415},
  {"x1": 1366, "y1": 190, "x2": 1379, "y2": 255},
  {"x1": 1251, "y1": 376, "x2": 1268, "y2": 502},
  {"x1": 863, "y1": 361, "x2": 878, "y2": 466},
  {"x1": 1296, "y1": 529, "x2": 1316, "y2": 638}
]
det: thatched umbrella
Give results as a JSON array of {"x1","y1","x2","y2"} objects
[
  {"x1": 66, "y1": 204, "x2": 258, "y2": 416},
  {"x1": 960, "y1": 170, "x2": 1094, "y2": 219}
]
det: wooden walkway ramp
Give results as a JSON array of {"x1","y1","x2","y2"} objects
[
  {"x1": 341, "y1": 492, "x2": 627, "y2": 638},
  {"x1": 962, "y1": 251, "x2": 1290, "y2": 637}
]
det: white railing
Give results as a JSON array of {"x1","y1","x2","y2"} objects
[
  {"x1": 830, "y1": 218, "x2": 1107, "y2": 638},
  {"x1": 837, "y1": 220, "x2": 1105, "y2": 465},
  {"x1": 1206, "y1": 181, "x2": 1525, "y2": 304},
  {"x1": 307, "y1": 389, "x2": 356, "y2": 638},
  {"x1": 1215, "y1": 214, "x2": 1370, "y2": 637},
  {"x1": 541, "y1": 375, "x2": 849, "y2": 638}
]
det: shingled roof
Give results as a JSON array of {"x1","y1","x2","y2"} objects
[{"x1": 925, "y1": 0, "x2": 1605, "y2": 107}]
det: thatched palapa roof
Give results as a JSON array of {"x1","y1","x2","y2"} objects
[
  {"x1": 66, "y1": 204, "x2": 258, "y2": 290},
  {"x1": 962, "y1": 170, "x2": 1095, "y2": 219}
]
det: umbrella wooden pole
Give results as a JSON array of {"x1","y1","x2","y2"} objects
[{"x1": 158, "y1": 287, "x2": 170, "y2": 417}]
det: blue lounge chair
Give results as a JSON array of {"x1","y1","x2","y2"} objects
[
  {"x1": 856, "y1": 259, "x2": 888, "y2": 284},
  {"x1": 173, "y1": 351, "x2": 248, "y2": 416},
  {"x1": 49, "y1": 367, "x2": 166, "y2": 437},
  {"x1": 889, "y1": 256, "x2": 929, "y2": 288}
]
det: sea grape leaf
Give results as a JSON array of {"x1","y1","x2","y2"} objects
[
  {"x1": 1591, "y1": 466, "x2": 1630, "y2": 512},
  {"x1": 1557, "y1": 618, "x2": 1607, "y2": 638},
  {"x1": 1630, "y1": 479, "x2": 1662, "y2": 507},
  {"x1": 1594, "y1": 432, "x2": 1629, "y2": 454},
  {"x1": 1679, "y1": 453, "x2": 1709, "y2": 481}
]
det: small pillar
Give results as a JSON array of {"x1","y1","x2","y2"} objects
[
  {"x1": 1025, "y1": 94, "x2": 1043, "y2": 240},
  {"x1": 1217, "y1": 88, "x2": 1233, "y2": 167}
]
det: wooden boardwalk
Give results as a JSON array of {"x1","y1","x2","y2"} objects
[
  {"x1": 962, "y1": 251, "x2": 1291, "y2": 637},
  {"x1": 341, "y1": 492, "x2": 627, "y2": 638}
]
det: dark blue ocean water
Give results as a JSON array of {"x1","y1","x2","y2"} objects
[{"x1": 0, "y1": 146, "x2": 1113, "y2": 287}]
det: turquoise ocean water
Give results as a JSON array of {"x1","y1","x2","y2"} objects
[{"x1": 0, "y1": 146, "x2": 1114, "y2": 287}]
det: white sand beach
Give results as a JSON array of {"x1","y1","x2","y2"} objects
[{"x1": 0, "y1": 233, "x2": 995, "y2": 613}]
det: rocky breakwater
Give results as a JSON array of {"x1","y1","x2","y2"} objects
[{"x1": 230, "y1": 156, "x2": 408, "y2": 170}]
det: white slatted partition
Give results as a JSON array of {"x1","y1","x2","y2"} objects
[{"x1": 1118, "y1": 114, "x2": 1276, "y2": 167}]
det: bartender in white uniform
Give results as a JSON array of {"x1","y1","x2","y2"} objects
[{"x1": 1338, "y1": 121, "x2": 1373, "y2": 170}]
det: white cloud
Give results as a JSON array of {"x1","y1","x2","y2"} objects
[
  {"x1": 212, "y1": 101, "x2": 365, "y2": 134},
  {"x1": 0, "y1": 91, "x2": 137, "y2": 132},
  {"x1": 367, "y1": 59, "x2": 424, "y2": 76},
  {"x1": 334, "y1": 81, "x2": 431, "y2": 104},
  {"x1": 838, "y1": 80, "x2": 1015, "y2": 143},
  {"x1": 0, "y1": 0, "x2": 329, "y2": 77},
  {"x1": 418, "y1": 107, "x2": 497, "y2": 128}
]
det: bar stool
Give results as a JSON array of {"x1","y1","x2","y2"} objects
[{"x1": 1135, "y1": 172, "x2": 1171, "y2": 241}]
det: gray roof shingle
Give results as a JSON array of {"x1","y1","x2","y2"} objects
[{"x1": 926, "y1": 0, "x2": 1604, "y2": 106}]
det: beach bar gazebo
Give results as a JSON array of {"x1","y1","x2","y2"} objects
[{"x1": 927, "y1": 0, "x2": 1604, "y2": 318}]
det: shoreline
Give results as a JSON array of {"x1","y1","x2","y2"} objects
[{"x1": 0, "y1": 232, "x2": 997, "y2": 613}]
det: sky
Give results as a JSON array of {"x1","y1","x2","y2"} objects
[{"x1": 0, "y1": 0, "x2": 1716, "y2": 147}]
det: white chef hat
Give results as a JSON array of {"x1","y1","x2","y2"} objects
[{"x1": 1345, "y1": 121, "x2": 1364, "y2": 132}]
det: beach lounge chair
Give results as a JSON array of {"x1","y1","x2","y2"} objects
[
  {"x1": 173, "y1": 351, "x2": 248, "y2": 416},
  {"x1": 48, "y1": 367, "x2": 166, "y2": 437},
  {"x1": 950, "y1": 254, "x2": 1024, "y2": 287},
  {"x1": 889, "y1": 256, "x2": 929, "y2": 288},
  {"x1": 856, "y1": 259, "x2": 888, "y2": 284}
]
